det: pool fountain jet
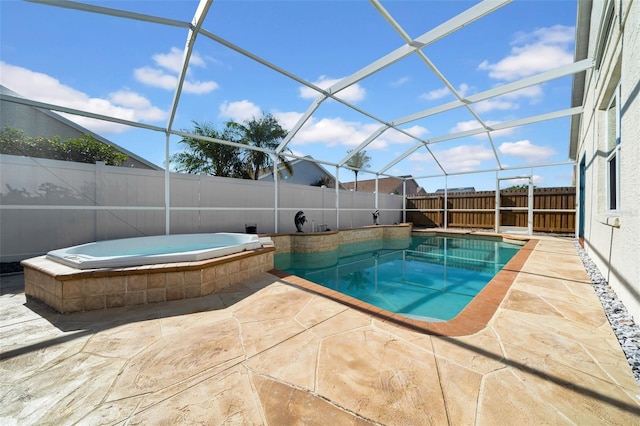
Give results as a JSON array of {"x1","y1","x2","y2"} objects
[
  {"x1": 372, "y1": 210, "x2": 380, "y2": 225},
  {"x1": 294, "y1": 211, "x2": 307, "y2": 232}
]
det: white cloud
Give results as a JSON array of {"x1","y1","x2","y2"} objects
[
  {"x1": 478, "y1": 45, "x2": 572, "y2": 80},
  {"x1": 502, "y1": 85, "x2": 543, "y2": 99},
  {"x1": 291, "y1": 117, "x2": 426, "y2": 151},
  {"x1": 107, "y1": 90, "x2": 166, "y2": 121},
  {"x1": 108, "y1": 90, "x2": 150, "y2": 109},
  {"x1": 450, "y1": 120, "x2": 484, "y2": 134},
  {"x1": 392, "y1": 125, "x2": 429, "y2": 141},
  {"x1": 407, "y1": 151, "x2": 434, "y2": 164},
  {"x1": 182, "y1": 79, "x2": 219, "y2": 94},
  {"x1": 512, "y1": 25, "x2": 574, "y2": 46},
  {"x1": 470, "y1": 84, "x2": 543, "y2": 113},
  {"x1": 0, "y1": 62, "x2": 168, "y2": 133},
  {"x1": 133, "y1": 67, "x2": 178, "y2": 91},
  {"x1": 450, "y1": 120, "x2": 514, "y2": 138},
  {"x1": 218, "y1": 100, "x2": 262, "y2": 122},
  {"x1": 421, "y1": 86, "x2": 449, "y2": 101},
  {"x1": 299, "y1": 75, "x2": 366, "y2": 103},
  {"x1": 294, "y1": 117, "x2": 377, "y2": 147},
  {"x1": 217, "y1": 101, "x2": 426, "y2": 152},
  {"x1": 474, "y1": 99, "x2": 518, "y2": 113},
  {"x1": 391, "y1": 76, "x2": 410, "y2": 87},
  {"x1": 152, "y1": 47, "x2": 207, "y2": 74},
  {"x1": 478, "y1": 25, "x2": 574, "y2": 81},
  {"x1": 421, "y1": 83, "x2": 469, "y2": 101},
  {"x1": 273, "y1": 110, "x2": 304, "y2": 131},
  {"x1": 134, "y1": 47, "x2": 219, "y2": 95},
  {"x1": 409, "y1": 144, "x2": 495, "y2": 173},
  {"x1": 499, "y1": 139, "x2": 556, "y2": 163},
  {"x1": 217, "y1": 102, "x2": 381, "y2": 148},
  {"x1": 134, "y1": 67, "x2": 219, "y2": 95}
]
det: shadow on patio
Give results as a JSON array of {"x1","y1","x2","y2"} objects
[{"x1": 1, "y1": 237, "x2": 639, "y2": 424}]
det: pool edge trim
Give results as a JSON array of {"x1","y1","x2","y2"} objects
[{"x1": 270, "y1": 234, "x2": 538, "y2": 337}]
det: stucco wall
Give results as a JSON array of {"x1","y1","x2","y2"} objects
[{"x1": 576, "y1": 0, "x2": 640, "y2": 321}]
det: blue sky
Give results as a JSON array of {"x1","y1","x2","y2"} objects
[{"x1": 1, "y1": 0, "x2": 579, "y2": 191}]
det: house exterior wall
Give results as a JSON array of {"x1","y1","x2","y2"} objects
[
  {"x1": 277, "y1": 161, "x2": 335, "y2": 186},
  {"x1": 258, "y1": 158, "x2": 337, "y2": 187},
  {"x1": 0, "y1": 96, "x2": 156, "y2": 170},
  {"x1": 575, "y1": 0, "x2": 639, "y2": 321},
  {"x1": 2, "y1": 101, "x2": 82, "y2": 141},
  {"x1": 403, "y1": 180, "x2": 422, "y2": 195},
  {"x1": 342, "y1": 177, "x2": 424, "y2": 195}
]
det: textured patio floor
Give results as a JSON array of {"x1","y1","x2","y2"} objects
[{"x1": 1, "y1": 237, "x2": 639, "y2": 424}]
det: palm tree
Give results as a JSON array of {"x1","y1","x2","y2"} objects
[
  {"x1": 227, "y1": 113, "x2": 293, "y2": 180},
  {"x1": 345, "y1": 149, "x2": 371, "y2": 191},
  {"x1": 170, "y1": 121, "x2": 244, "y2": 177}
]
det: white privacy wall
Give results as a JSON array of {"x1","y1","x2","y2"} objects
[{"x1": 0, "y1": 155, "x2": 404, "y2": 261}]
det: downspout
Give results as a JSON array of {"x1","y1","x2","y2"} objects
[
  {"x1": 403, "y1": 179, "x2": 407, "y2": 223},
  {"x1": 335, "y1": 166, "x2": 340, "y2": 229},
  {"x1": 528, "y1": 172, "x2": 534, "y2": 235},
  {"x1": 444, "y1": 175, "x2": 448, "y2": 230},
  {"x1": 495, "y1": 172, "x2": 500, "y2": 233},
  {"x1": 165, "y1": 133, "x2": 171, "y2": 234},
  {"x1": 375, "y1": 174, "x2": 379, "y2": 211},
  {"x1": 273, "y1": 155, "x2": 279, "y2": 233}
]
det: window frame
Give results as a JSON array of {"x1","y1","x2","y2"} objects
[
  {"x1": 594, "y1": 0, "x2": 615, "y2": 82},
  {"x1": 605, "y1": 83, "x2": 621, "y2": 213}
]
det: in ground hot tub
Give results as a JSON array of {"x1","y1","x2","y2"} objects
[
  {"x1": 23, "y1": 233, "x2": 275, "y2": 313},
  {"x1": 46, "y1": 233, "x2": 265, "y2": 270}
]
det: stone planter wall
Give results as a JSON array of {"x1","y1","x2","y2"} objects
[{"x1": 270, "y1": 223, "x2": 412, "y2": 254}]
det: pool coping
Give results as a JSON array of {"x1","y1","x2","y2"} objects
[
  {"x1": 270, "y1": 231, "x2": 538, "y2": 336},
  {"x1": 21, "y1": 246, "x2": 275, "y2": 281}
]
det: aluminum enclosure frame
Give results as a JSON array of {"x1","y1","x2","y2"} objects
[{"x1": 11, "y1": 0, "x2": 590, "y2": 233}]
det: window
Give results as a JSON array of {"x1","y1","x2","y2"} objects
[
  {"x1": 605, "y1": 84, "x2": 620, "y2": 211},
  {"x1": 594, "y1": 0, "x2": 615, "y2": 81}
]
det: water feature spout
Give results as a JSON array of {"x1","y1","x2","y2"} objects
[
  {"x1": 295, "y1": 211, "x2": 307, "y2": 232},
  {"x1": 372, "y1": 210, "x2": 380, "y2": 225}
]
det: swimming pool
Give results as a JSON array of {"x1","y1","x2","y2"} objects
[{"x1": 275, "y1": 234, "x2": 523, "y2": 321}]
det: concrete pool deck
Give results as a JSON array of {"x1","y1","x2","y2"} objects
[{"x1": 1, "y1": 236, "x2": 639, "y2": 424}]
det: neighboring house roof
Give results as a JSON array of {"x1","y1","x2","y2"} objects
[
  {"x1": 259, "y1": 155, "x2": 346, "y2": 188},
  {"x1": 342, "y1": 175, "x2": 426, "y2": 195},
  {"x1": 0, "y1": 85, "x2": 161, "y2": 170},
  {"x1": 434, "y1": 187, "x2": 476, "y2": 194}
]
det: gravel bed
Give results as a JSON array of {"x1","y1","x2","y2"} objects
[{"x1": 574, "y1": 239, "x2": 640, "y2": 386}]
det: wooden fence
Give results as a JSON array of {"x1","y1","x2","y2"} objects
[{"x1": 406, "y1": 187, "x2": 576, "y2": 234}]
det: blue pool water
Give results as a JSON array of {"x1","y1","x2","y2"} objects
[{"x1": 275, "y1": 235, "x2": 522, "y2": 321}]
